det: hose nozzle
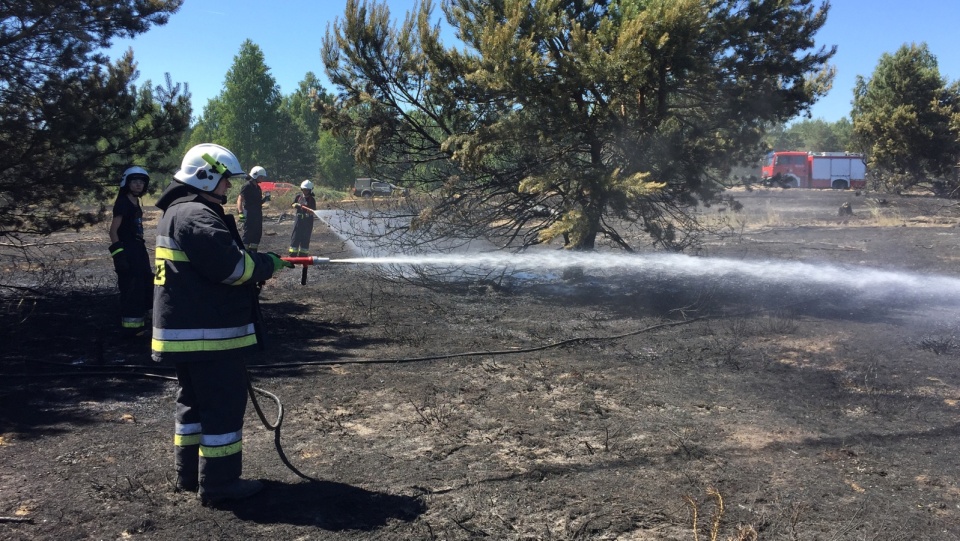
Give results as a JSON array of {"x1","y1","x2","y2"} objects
[{"x1": 281, "y1": 256, "x2": 330, "y2": 266}]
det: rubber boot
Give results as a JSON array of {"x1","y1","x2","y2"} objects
[
  {"x1": 174, "y1": 443, "x2": 199, "y2": 493},
  {"x1": 176, "y1": 474, "x2": 199, "y2": 493},
  {"x1": 198, "y1": 479, "x2": 263, "y2": 505}
]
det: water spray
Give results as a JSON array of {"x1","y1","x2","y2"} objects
[{"x1": 283, "y1": 251, "x2": 960, "y2": 302}]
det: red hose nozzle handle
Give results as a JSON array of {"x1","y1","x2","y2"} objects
[{"x1": 281, "y1": 256, "x2": 330, "y2": 266}]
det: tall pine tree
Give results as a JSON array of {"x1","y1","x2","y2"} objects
[
  {"x1": 192, "y1": 40, "x2": 283, "y2": 172},
  {"x1": 0, "y1": 1, "x2": 190, "y2": 235},
  {"x1": 323, "y1": 0, "x2": 835, "y2": 251},
  {"x1": 852, "y1": 42, "x2": 960, "y2": 194}
]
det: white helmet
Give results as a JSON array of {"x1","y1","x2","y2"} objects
[
  {"x1": 300, "y1": 180, "x2": 314, "y2": 190},
  {"x1": 174, "y1": 143, "x2": 246, "y2": 192},
  {"x1": 249, "y1": 166, "x2": 267, "y2": 180},
  {"x1": 120, "y1": 166, "x2": 150, "y2": 189}
]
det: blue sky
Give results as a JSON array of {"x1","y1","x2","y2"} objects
[{"x1": 108, "y1": 0, "x2": 960, "y2": 124}]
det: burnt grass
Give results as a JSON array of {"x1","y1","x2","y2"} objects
[{"x1": 3, "y1": 189, "x2": 960, "y2": 539}]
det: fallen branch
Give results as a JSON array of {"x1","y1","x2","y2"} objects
[
  {"x1": 740, "y1": 239, "x2": 863, "y2": 252},
  {"x1": 0, "y1": 239, "x2": 101, "y2": 248},
  {"x1": 0, "y1": 516, "x2": 34, "y2": 523}
]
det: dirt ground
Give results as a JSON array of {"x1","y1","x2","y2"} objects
[{"x1": 3, "y1": 188, "x2": 960, "y2": 540}]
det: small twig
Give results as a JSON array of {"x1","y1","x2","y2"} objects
[
  {"x1": 0, "y1": 516, "x2": 34, "y2": 523},
  {"x1": 684, "y1": 495, "x2": 700, "y2": 541},
  {"x1": 409, "y1": 398, "x2": 432, "y2": 426},
  {"x1": 669, "y1": 428, "x2": 693, "y2": 457},
  {"x1": 707, "y1": 488, "x2": 724, "y2": 541},
  {"x1": 0, "y1": 239, "x2": 100, "y2": 248}
]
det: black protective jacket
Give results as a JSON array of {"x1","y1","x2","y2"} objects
[{"x1": 151, "y1": 183, "x2": 276, "y2": 363}]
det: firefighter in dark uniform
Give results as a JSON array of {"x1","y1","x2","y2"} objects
[
  {"x1": 152, "y1": 143, "x2": 292, "y2": 504},
  {"x1": 288, "y1": 179, "x2": 317, "y2": 256},
  {"x1": 236, "y1": 165, "x2": 268, "y2": 252},
  {"x1": 108, "y1": 166, "x2": 154, "y2": 338}
]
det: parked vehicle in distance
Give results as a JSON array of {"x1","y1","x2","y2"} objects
[
  {"x1": 761, "y1": 151, "x2": 867, "y2": 189},
  {"x1": 353, "y1": 177, "x2": 409, "y2": 198},
  {"x1": 258, "y1": 181, "x2": 296, "y2": 199}
]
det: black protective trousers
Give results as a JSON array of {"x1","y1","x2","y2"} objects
[
  {"x1": 117, "y1": 242, "x2": 153, "y2": 336},
  {"x1": 239, "y1": 212, "x2": 263, "y2": 252},
  {"x1": 288, "y1": 214, "x2": 314, "y2": 255},
  {"x1": 173, "y1": 358, "x2": 248, "y2": 491}
]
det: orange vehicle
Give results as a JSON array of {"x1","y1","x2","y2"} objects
[{"x1": 761, "y1": 151, "x2": 867, "y2": 189}]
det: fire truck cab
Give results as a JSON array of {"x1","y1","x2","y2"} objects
[{"x1": 761, "y1": 151, "x2": 808, "y2": 188}]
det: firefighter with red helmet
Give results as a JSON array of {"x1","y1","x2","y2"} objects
[
  {"x1": 108, "y1": 166, "x2": 154, "y2": 338},
  {"x1": 152, "y1": 143, "x2": 293, "y2": 504}
]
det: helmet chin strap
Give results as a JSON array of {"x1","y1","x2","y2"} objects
[{"x1": 195, "y1": 187, "x2": 228, "y2": 206}]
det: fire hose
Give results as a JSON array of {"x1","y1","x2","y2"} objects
[
  {"x1": 244, "y1": 368, "x2": 318, "y2": 481},
  {"x1": 20, "y1": 313, "x2": 717, "y2": 489}
]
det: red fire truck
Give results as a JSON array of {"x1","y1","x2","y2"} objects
[{"x1": 761, "y1": 151, "x2": 867, "y2": 189}]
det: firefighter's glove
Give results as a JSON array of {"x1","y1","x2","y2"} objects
[
  {"x1": 267, "y1": 252, "x2": 295, "y2": 272},
  {"x1": 109, "y1": 241, "x2": 130, "y2": 273},
  {"x1": 238, "y1": 213, "x2": 245, "y2": 223}
]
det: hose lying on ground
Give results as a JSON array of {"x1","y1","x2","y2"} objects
[{"x1": 8, "y1": 314, "x2": 719, "y2": 482}]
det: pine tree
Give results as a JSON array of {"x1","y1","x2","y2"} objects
[
  {"x1": 217, "y1": 40, "x2": 283, "y2": 170},
  {"x1": 852, "y1": 42, "x2": 960, "y2": 194},
  {"x1": 0, "y1": 1, "x2": 189, "y2": 235},
  {"x1": 323, "y1": 0, "x2": 835, "y2": 251}
]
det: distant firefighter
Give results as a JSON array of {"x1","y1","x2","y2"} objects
[
  {"x1": 108, "y1": 166, "x2": 154, "y2": 338},
  {"x1": 289, "y1": 180, "x2": 317, "y2": 257},
  {"x1": 237, "y1": 166, "x2": 269, "y2": 252}
]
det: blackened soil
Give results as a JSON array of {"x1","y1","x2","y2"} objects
[{"x1": 2, "y1": 189, "x2": 960, "y2": 540}]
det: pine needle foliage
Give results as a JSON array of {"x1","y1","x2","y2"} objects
[
  {"x1": 323, "y1": 0, "x2": 835, "y2": 251},
  {"x1": 0, "y1": 1, "x2": 191, "y2": 237}
]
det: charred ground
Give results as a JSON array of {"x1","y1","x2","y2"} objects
[{"x1": 2, "y1": 188, "x2": 960, "y2": 540}]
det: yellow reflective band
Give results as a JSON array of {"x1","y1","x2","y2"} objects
[
  {"x1": 155, "y1": 246, "x2": 190, "y2": 262},
  {"x1": 229, "y1": 252, "x2": 256, "y2": 286},
  {"x1": 199, "y1": 440, "x2": 242, "y2": 458},
  {"x1": 110, "y1": 247, "x2": 124, "y2": 257},
  {"x1": 174, "y1": 434, "x2": 201, "y2": 447},
  {"x1": 121, "y1": 320, "x2": 145, "y2": 329},
  {"x1": 151, "y1": 333, "x2": 257, "y2": 353}
]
